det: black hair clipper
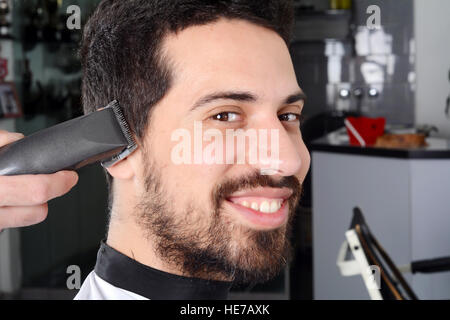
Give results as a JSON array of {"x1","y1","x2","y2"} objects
[{"x1": 0, "y1": 101, "x2": 137, "y2": 176}]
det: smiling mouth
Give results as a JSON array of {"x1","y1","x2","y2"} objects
[{"x1": 224, "y1": 187, "x2": 293, "y2": 229}]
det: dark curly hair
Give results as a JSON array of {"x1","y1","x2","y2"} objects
[{"x1": 80, "y1": 0, "x2": 295, "y2": 210}]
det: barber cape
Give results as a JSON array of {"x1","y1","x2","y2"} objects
[{"x1": 75, "y1": 241, "x2": 232, "y2": 300}]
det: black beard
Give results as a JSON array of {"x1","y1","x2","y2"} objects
[{"x1": 134, "y1": 149, "x2": 303, "y2": 286}]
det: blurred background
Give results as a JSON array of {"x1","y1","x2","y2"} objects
[{"x1": 0, "y1": 0, "x2": 449, "y2": 300}]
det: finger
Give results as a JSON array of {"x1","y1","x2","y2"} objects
[
  {"x1": 0, "y1": 130, "x2": 25, "y2": 147},
  {"x1": 0, "y1": 171, "x2": 79, "y2": 207},
  {"x1": 0, "y1": 204, "x2": 48, "y2": 231}
]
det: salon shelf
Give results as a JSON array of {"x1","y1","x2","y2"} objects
[{"x1": 310, "y1": 133, "x2": 450, "y2": 159}]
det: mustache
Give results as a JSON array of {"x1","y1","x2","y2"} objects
[{"x1": 211, "y1": 170, "x2": 303, "y2": 210}]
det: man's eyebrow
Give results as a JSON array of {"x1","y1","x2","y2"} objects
[
  {"x1": 190, "y1": 91, "x2": 257, "y2": 111},
  {"x1": 190, "y1": 90, "x2": 307, "y2": 112},
  {"x1": 284, "y1": 92, "x2": 307, "y2": 105}
]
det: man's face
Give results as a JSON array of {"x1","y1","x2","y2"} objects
[{"x1": 133, "y1": 19, "x2": 310, "y2": 284}]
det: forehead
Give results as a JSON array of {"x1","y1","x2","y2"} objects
[{"x1": 161, "y1": 18, "x2": 299, "y2": 103}]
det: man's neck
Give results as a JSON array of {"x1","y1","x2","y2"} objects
[{"x1": 106, "y1": 217, "x2": 186, "y2": 278}]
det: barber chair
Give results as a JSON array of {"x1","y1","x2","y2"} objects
[{"x1": 337, "y1": 207, "x2": 450, "y2": 300}]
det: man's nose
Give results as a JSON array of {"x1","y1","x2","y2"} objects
[{"x1": 249, "y1": 118, "x2": 303, "y2": 177}]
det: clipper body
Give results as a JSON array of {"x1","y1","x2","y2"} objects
[{"x1": 0, "y1": 101, "x2": 137, "y2": 176}]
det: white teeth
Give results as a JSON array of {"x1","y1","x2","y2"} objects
[
  {"x1": 270, "y1": 201, "x2": 281, "y2": 213},
  {"x1": 242, "y1": 201, "x2": 250, "y2": 208},
  {"x1": 260, "y1": 201, "x2": 270, "y2": 213},
  {"x1": 238, "y1": 200, "x2": 283, "y2": 214}
]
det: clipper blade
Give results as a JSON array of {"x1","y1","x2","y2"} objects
[{"x1": 101, "y1": 101, "x2": 138, "y2": 168}]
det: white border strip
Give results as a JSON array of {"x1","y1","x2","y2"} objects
[{"x1": 345, "y1": 119, "x2": 366, "y2": 147}]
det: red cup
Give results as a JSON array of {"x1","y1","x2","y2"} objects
[{"x1": 345, "y1": 117, "x2": 386, "y2": 146}]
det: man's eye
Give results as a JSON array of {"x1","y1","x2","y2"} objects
[
  {"x1": 279, "y1": 113, "x2": 304, "y2": 123},
  {"x1": 211, "y1": 112, "x2": 241, "y2": 122}
]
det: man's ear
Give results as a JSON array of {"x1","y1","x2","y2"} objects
[{"x1": 106, "y1": 157, "x2": 135, "y2": 180}]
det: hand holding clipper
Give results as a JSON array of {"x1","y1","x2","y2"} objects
[
  {"x1": 0, "y1": 100, "x2": 137, "y2": 176},
  {"x1": 0, "y1": 100, "x2": 137, "y2": 232},
  {"x1": 0, "y1": 131, "x2": 78, "y2": 232}
]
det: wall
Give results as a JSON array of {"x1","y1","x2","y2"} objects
[
  {"x1": 291, "y1": 0, "x2": 416, "y2": 126},
  {"x1": 0, "y1": 0, "x2": 22, "y2": 295},
  {"x1": 414, "y1": 0, "x2": 450, "y2": 138}
]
